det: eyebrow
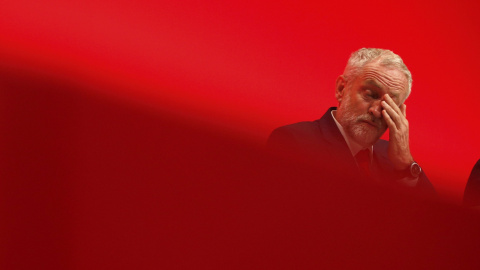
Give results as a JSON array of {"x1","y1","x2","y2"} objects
[{"x1": 364, "y1": 79, "x2": 399, "y2": 99}]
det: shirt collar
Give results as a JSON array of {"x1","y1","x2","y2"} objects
[{"x1": 330, "y1": 109, "x2": 373, "y2": 158}]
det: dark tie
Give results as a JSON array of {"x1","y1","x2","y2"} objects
[{"x1": 355, "y1": 149, "x2": 371, "y2": 178}]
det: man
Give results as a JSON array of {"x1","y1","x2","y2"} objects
[{"x1": 267, "y1": 48, "x2": 435, "y2": 194}]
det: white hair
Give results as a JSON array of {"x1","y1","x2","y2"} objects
[{"x1": 343, "y1": 48, "x2": 412, "y2": 99}]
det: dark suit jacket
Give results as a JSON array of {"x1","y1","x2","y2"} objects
[{"x1": 267, "y1": 107, "x2": 435, "y2": 195}]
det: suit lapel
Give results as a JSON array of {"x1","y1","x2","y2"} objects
[{"x1": 316, "y1": 107, "x2": 360, "y2": 176}]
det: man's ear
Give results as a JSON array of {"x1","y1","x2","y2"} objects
[{"x1": 335, "y1": 75, "x2": 346, "y2": 103}]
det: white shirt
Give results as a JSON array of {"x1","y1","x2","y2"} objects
[{"x1": 330, "y1": 110, "x2": 373, "y2": 161}]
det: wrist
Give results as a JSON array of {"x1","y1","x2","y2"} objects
[
  {"x1": 397, "y1": 161, "x2": 422, "y2": 179},
  {"x1": 394, "y1": 157, "x2": 415, "y2": 170}
]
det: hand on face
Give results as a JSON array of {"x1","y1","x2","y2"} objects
[{"x1": 381, "y1": 94, "x2": 414, "y2": 170}]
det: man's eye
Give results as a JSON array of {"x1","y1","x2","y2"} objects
[{"x1": 365, "y1": 90, "x2": 378, "y2": 99}]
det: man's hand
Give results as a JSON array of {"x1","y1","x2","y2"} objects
[{"x1": 381, "y1": 94, "x2": 414, "y2": 170}]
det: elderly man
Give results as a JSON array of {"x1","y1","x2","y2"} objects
[{"x1": 267, "y1": 48, "x2": 435, "y2": 193}]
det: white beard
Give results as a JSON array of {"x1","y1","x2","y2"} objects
[{"x1": 338, "y1": 96, "x2": 385, "y2": 148}]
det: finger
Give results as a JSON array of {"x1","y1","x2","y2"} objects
[
  {"x1": 384, "y1": 94, "x2": 403, "y2": 115},
  {"x1": 401, "y1": 104, "x2": 406, "y2": 117},
  {"x1": 382, "y1": 109, "x2": 398, "y2": 131},
  {"x1": 381, "y1": 100, "x2": 401, "y2": 124}
]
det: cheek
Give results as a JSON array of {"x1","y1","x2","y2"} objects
[
  {"x1": 355, "y1": 102, "x2": 371, "y2": 114},
  {"x1": 353, "y1": 95, "x2": 370, "y2": 109}
]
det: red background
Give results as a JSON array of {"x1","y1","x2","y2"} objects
[{"x1": 2, "y1": 0, "x2": 480, "y2": 268}]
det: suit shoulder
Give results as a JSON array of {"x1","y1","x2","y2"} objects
[
  {"x1": 266, "y1": 119, "x2": 325, "y2": 153},
  {"x1": 270, "y1": 120, "x2": 322, "y2": 137}
]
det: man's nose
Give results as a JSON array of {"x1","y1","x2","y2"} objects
[{"x1": 369, "y1": 100, "x2": 382, "y2": 118}]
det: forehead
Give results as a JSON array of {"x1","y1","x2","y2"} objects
[{"x1": 357, "y1": 64, "x2": 408, "y2": 99}]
